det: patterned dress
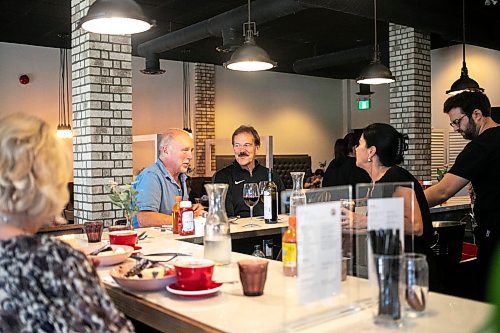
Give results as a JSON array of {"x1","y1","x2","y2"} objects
[{"x1": 0, "y1": 235, "x2": 134, "y2": 333}]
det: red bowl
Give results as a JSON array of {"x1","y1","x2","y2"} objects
[{"x1": 109, "y1": 231, "x2": 138, "y2": 247}]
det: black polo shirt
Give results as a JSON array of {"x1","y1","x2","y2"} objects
[{"x1": 213, "y1": 160, "x2": 285, "y2": 217}]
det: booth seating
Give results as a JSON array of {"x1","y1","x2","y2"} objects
[{"x1": 215, "y1": 154, "x2": 313, "y2": 189}]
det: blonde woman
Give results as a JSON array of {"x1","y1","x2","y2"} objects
[{"x1": 0, "y1": 114, "x2": 133, "y2": 332}]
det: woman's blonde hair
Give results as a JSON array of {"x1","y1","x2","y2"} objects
[{"x1": 0, "y1": 113, "x2": 70, "y2": 223}]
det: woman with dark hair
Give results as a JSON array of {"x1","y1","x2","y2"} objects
[{"x1": 349, "y1": 123, "x2": 441, "y2": 290}]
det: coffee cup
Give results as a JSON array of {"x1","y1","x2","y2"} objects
[
  {"x1": 174, "y1": 258, "x2": 214, "y2": 291},
  {"x1": 108, "y1": 230, "x2": 138, "y2": 247}
]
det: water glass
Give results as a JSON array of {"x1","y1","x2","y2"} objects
[
  {"x1": 238, "y1": 259, "x2": 268, "y2": 296},
  {"x1": 403, "y1": 253, "x2": 429, "y2": 318},
  {"x1": 258, "y1": 181, "x2": 268, "y2": 203},
  {"x1": 84, "y1": 221, "x2": 104, "y2": 243},
  {"x1": 372, "y1": 254, "x2": 405, "y2": 327}
]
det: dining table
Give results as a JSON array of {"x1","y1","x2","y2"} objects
[{"x1": 59, "y1": 216, "x2": 493, "y2": 333}]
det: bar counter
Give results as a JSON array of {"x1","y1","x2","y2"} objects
[
  {"x1": 429, "y1": 196, "x2": 471, "y2": 214},
  {"x1": 61, "y1": 220, "x2": 491, "y2": 333}
]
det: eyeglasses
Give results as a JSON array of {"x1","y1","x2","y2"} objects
[
  {"x1": 233, "y1": 143, "x2": 254, "y2": 149},
  {"x1": 449, "y1": 114, "x2": 467, "y2": 128}
]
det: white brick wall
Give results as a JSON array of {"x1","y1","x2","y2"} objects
[
  {"x1": 389, "y1": 24, "x2": 432, "y2": 180},
  {"x1": 71, "y1": 0, "x2": 133, "y2": 226}
]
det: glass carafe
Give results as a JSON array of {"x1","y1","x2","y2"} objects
[
  {"x1": 289, "y1": 172, "x2": 306, "y2": 216},
  {"x1": 204, "y1": 183, "x2": 232, "y2": 265}
]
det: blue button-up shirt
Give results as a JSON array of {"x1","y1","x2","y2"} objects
[{"x1": 132, "y1": 160, "x2": 188, "y2": 228}]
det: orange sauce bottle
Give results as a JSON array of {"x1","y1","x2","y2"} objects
[
  {"x1": 283, "y1": 216, "x2": 297, "y2": 276},
  {"x1": 172, "y1": 196, "x2": 182, "y2": 234}
]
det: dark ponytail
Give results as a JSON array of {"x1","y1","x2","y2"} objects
[{"x1": 363, "y1": 123, "x2": 408, "y2": 166}]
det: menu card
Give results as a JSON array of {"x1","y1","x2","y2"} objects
[
  {"x1": 367, "y1": 197, "x2": 404, "y2": 231},
  {"x1": 367, "y1": 197, "x2": 404, "y2": 281},
  {"x1": 296, "y1": 201, "x2": 341, "y2": 305}
]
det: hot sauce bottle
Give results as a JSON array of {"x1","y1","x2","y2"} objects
[
  {"x1": 179, "y1": 200, "x2": 195, "y2": 236},
  {"x1": 172, "y1": 196, "x2": 182, "y2": 234},
  {"x1": 282, "y1": 215, "x2": 297, "y2": 276}
]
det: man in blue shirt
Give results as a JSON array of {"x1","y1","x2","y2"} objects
[{"x1": 133, "y1": 129, "x2": 203, "y2": 228}]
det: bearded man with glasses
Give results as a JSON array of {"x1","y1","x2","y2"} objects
[{"x1": 425, "y1": 91, "x2": 500, "y2": 301}]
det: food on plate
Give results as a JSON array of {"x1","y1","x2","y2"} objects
[
  {"x1": 118, "y1": 259, "x2": 175, "y2": 279},
  {"x1": 95, "y1": 246, "x2": 126, "y2": 257}
]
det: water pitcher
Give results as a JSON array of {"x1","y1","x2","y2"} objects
[
  {"x1": 204, "y1": 183, "x2": 232, "y2": 265},
  {"x1": 289, "y1": 172, "x2": 306, "y2": 216}
]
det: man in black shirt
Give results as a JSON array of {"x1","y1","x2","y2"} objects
[
  {"x1": 213, "y1": 125, "x2": 284, "y2": 217},
  {"x1": 323, "y1": 132, "x2": 370, "y2": 195},
  {"x1": 425, "y1": 91, "x2": 500, "y2": 301}
]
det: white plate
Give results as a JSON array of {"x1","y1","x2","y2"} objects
[{"x1": 81, "y1": 244, "x2": 134, "y2": 267}]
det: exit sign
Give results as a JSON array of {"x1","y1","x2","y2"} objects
[{"x1": 358, "y1": 99, "x2": 370, "y2": 110}]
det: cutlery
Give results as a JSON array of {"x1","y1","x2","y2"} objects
[
  {"x1": 89, "y1": 242, "x2": 112, "y2": 256},
  {"x1": 130, "y1": 255, "x2": 182, "y2": 263},
  {"x1": 140, "y1": 252, "x2": 191, "y2": 257},
  {"x1": 138, "y1": 231, "x2": 148, "y2": 240}
]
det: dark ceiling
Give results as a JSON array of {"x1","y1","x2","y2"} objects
[{"x1": 1, "y1": 0, "x2": 499, "y2": 79}]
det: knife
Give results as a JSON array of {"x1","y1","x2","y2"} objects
[
  {"x1": 140, "y1": 252, "x2": 192, "y2": 257},
  {"x1": 89, "y1": 243, "x2": 112, "y2": 256}
]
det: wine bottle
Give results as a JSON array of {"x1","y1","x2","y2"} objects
[
  {"x1": 252, "y1": 245, "x2": 266, "y2": 258},
  {"x1": 263, "y1": 168, "x2": 278, "y2": 224}
]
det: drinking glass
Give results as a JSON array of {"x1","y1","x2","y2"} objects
[
  {"x1": 243, "y1": 183, "x2": 260, "y2": 227},
  {"x1": 258, "y1": 181, "x2": 268, "y2": 203},
  {"x1": 403, "y1": 253, "x2": 428, "y2": 318},
  {"x1": 372, "y1": 254, "x2": 405, "y2": 327},
  {"x1": 84, "y1": 221, "x2": 104, "y2": 243},
  {"x1": 238, "y1": 259, "x2": 269, "y2": 296}
]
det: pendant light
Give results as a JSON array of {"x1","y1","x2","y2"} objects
[
  {"x1": 356, "y1": 0, "x2": 394, "y2": 85},
  {"x1": 182, "y1": 62, "x2": 193, "y2": 138},
  {"x1": 446, "y1": 0, "x2": 484, "y2": 95},
  {"x1": 79, "y1": 0, "x2": 153, "y2": 35},
  {"x1": 224, "y1": 0, "x2": 277, "y2": 71},
  {"x1": 57, "y1": 41, "x2": 72, "y2": 139},
  {"x1": 356, "y1": 84, "x2": 374, "y2": 96}
]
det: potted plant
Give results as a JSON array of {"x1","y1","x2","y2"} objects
[
  {"x1": 107, "y1": 181, "x2": 140, "y2": 229},
  {"x1": 436, "y1": 165, "x2": 448, "y2": 182}
]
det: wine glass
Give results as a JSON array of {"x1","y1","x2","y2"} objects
[
  {"x1": 258, "y1": 181, "x2": 268, "y2": 203},
  {"x1": 242, "y1": 183, "x2": 260, "y2": 227}
]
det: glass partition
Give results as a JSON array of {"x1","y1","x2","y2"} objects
[
  {"x1": 353, "y1": 182, "x2": 416, "y2": 279},
  {"x1": 281, "y1": 185, "x2": 371, "y2": 331}
]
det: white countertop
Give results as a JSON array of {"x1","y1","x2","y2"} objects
[{"x1": 59, "y1": 226, "x2": 493, "y2": 333}]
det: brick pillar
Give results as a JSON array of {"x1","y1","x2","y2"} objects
[
  {"x1": 389, "y1": 24, "x2": 432, "y2": 180},
  {"x1": 71, "y1": 0, "x2": 133, "y2": 226},
  {"x1": 194, "y1": 63, "x2": 216, "y2": 176}
]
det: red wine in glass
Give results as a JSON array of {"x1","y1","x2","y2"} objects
[{"x1": 244, "y1": 196, "x2": 259, "y2": 207}]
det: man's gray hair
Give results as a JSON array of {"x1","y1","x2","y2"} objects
[{"x1": 158, "y1": 128, "x2": 190, "y2": 154}]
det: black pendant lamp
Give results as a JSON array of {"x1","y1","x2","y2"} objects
[
  {"x1": 446, "y1": 0, "x2": 484, "y2": 95},
  {"x1": 356, "y1": 0, "x2": 394, "y2": 85},
  {"x1": 79, "y1": 0, "x2": 153, "y2": 35},
  {"x1": 224, "y1": 0, "x2": 277, "y2": 71},
  {"x1": 356, "y1": 84, "x2": 374, "y2": 96},
  {"x1": 57, "y1": 37, "x2": 72, "y2": 139}
]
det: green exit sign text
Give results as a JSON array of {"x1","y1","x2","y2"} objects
[{"x1": 358, "y1": 99, "x2": 370, "y2": 110}]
